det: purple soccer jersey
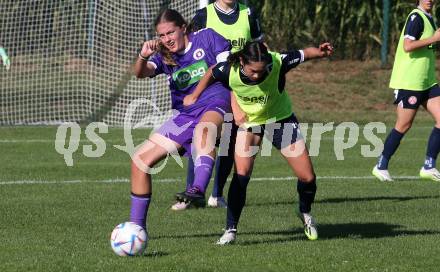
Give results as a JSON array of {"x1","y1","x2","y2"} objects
[
  {"x1": 147, "y1": 28, "x2": 232, "y2": 156},
  {"x1": 128, "y1": 30, "x2": 232, "y2": 232},
  {"x1": 148, "y1": 28, "x2": 231, "y2": 112}
]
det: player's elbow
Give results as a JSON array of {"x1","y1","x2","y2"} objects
[
  {"x1": 403, "y1": 39, "x2": 415, "y2": 53},
  {"x1": 134, "y1": 72, "x2": 146, "y2": 79},
  {"x1": 133, "y1": 69, "x2": 147, "y2": 79},
  {"x1": 403, "y1": 44, "x2": 412, "y2": 53}
]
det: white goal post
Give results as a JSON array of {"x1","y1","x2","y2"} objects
[{"x1": 0, "y1": 0, "x2": 208, "y2": 126}]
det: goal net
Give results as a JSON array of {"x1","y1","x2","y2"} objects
[{"x1": 0, "y1": 0, "x2": 206, "y2": 126}]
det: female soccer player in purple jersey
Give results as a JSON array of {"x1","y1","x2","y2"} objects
[
  {"x1": 128, "y1": 9, "x2": 231, "y2": 231},
  {"x1": 172, "y1": 0, "x2": 264, "y2": 211},
  {"x1": 184, "y1": 41, "x2": 333, "y2": 244}
]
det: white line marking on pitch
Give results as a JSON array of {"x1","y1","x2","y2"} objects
[{"x1": 0, "y1": 176, "x2": 420, "y2": 185}]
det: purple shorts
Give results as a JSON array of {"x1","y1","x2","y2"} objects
[{"x1": 156, "y1": 99, "x2": 231, "y2": 156}]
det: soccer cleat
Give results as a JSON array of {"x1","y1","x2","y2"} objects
[
  {"x1": 175, "y1": 187, "x2": 206, "y2": 208},
  {"x1": 297, "y1": 212, "x2": 318, "y2": 241},
  {"x1": 216, "y1": 228, "x2": 237, "y2": 245},
  {"x1": 372, "y1": 165, "x2": 394, "y2": 182},
  {"x1": 208, "y1": 195, "x2": 227, "y2": 208},
  {"x1": 175, "y1": 191, "x2": 186, "y2": 202},
  {"x1": 419, "y1": 167, "x2": 440, "y2": 182},
  {"x1": 170, "y1": 201, "x2": 190, "y2": 211}
]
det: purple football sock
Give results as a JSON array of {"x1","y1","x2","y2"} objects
[
  {"x1": 129, "y1": 193, "x2": 151, "y2": 230},
  {"x1": 191, "y1": 155, "x2": 215, "y2": 194}
]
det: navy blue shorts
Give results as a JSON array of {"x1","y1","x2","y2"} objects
[
  {"x1": 245, "y1": 114, "x2": 302, "y2": 150},
  {"x1": 393, "y1": 84, "x2": 440, "y2": 109}
]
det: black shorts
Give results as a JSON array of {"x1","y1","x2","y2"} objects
[
  {"x1": 245, "y1": 114, "x2": 302, "y2": 150},
  {"x1": 393, "y1": 84, "x2": 440, "y2": 109}
]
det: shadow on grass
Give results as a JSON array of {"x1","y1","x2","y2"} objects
[
  {"x1": 142, "y1": 251, "x2": 169, "y2": 258},
  {"x1": 236, "y1": 222, "x2": 440, "y2": 246},
  {"x1": 318, "y1": 223, "x2": 440, "y2": 239},
  {"x1": 153, "y1": 232, "x2": 220, "y2": 240},
  {"x1": 318, "y1": 195, "x2": 440, "y2": 204},
  {"x1": 246, "y1": 195, "x2": 440, "y2": 207},
  {"x1": 153, "y1": 222, "x2": 440, "y2": 246}
]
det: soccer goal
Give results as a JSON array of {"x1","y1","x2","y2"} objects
[{"x1": 0, "y1": 0, "x2": 207, "y2": 126}]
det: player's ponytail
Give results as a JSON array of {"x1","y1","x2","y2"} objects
[
  {"x1": 227, "y1": 41, "x2": 271, "y2": 66},
  {"x1": 227, "y1": 51, "x2": 242, "y2": 65},
  {"x1": 154, "y1": 9, "x2": 188, "y2": 66}
]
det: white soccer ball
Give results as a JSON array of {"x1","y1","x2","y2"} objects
[{"x1": 110, "y1": 222, "x2": 148, "y2": 256}]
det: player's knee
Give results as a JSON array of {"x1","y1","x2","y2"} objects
[
  {"x1": 131, "y1": 154, "x2": 154, "y2": 173},
  {"x1": 395, "y1": 123, "x2": 411, "y2": 134},
  {"x1": 235, "y1": 166, "x2": 252, "y2": 177},
  {"x1": 298, "y1": 173, "x2": 316, "y2": 183}
]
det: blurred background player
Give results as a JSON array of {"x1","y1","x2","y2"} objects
[
  {"x1": 184, "y1": 41, "x2": 333, "y2": 244},
  {"x1": 129, "y1": 9, "x2": 231, "y2": 231},
  {"x1": 1, "y1": 46, "x2": 10, "y2": 70},
  {"x1": 172, "y1": 0, "x2": 264, "y2": 211},
  {"x1": 373, "y1": 0, "x2": 440, "y2": 182}
]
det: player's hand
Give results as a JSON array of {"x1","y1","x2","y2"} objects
[
  {"x1": 183, "y1": 94, "x2": 198, "y2": 107},
  {"x1": 140, "y1": 40, "x2": 159, "y2": 58},
  {"x1": 318, "y1": 42, "x2": 333, "y2": 57},
  {"x1": 234, "y1": 110, "x2": 248, "y2": 127},
  {"x1": 432, "y1": 29, "x2": 440, "y2": 43}
]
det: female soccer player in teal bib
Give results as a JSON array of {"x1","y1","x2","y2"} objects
[
  {"x1": 172, "y1": 0, "x2": 264, "y2": 211},
  {"x1": 184, "y1": 41, "x2": 333, "y2": 244},
  {"x1": 373, "y1": 0, "x2": 440, "y2": 182}
]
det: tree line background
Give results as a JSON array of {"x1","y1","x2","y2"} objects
[
  {"x1": 246, "y1": 0, "x2": 439, "y2": 60},
  {"x1": 2, "y1": 0, "x2": 440, "y2": 60}
]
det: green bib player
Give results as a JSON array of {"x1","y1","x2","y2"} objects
[
  {"x1": 373, "y1": 0, "x2": 440, "y2": 182},
  {"x1": 184, "y1": 41, "x2": 333, "y2": 244},
  {"x1": 172, "y1": 0, "x2": 264, "y2": 211}
]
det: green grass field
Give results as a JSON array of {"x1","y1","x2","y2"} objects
[{"x1": 1, "y1": 124, "x2": 439, "y2": 272}]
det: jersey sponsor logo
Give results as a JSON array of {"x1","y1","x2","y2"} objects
[
  {"x1": 193, "y1": 48, "x2": 205, "y2": 60},
  {"x1": 236, "y1": 94, "x2": 268, "y2": 105},
  {"x1": 172, "y1": 60, "x2": 208, "y2": 90},
  {"x1": 289, "y1": 58, "x2": 300, "y2": 65},
  {"x1": 228, "y1": 37, "x2": 246, "y2": 49}
]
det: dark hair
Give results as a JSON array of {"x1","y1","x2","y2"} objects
[
  {"x1": 227, "y1": 41, "x2": 272, "y2": 66},
  {"x1": 154, "y1": 9, "x2": 188, "y2": 66}
]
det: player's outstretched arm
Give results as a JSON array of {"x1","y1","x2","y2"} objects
[
  {"x1": 134, "y1": 40, "x2": 159, "y2": 78},
  {"x1": 303, "y1": 42, "x2": 333, "y2": 61},
  {"x1": 183, "y1": 66, "x2": 216, "y2": 106}
]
